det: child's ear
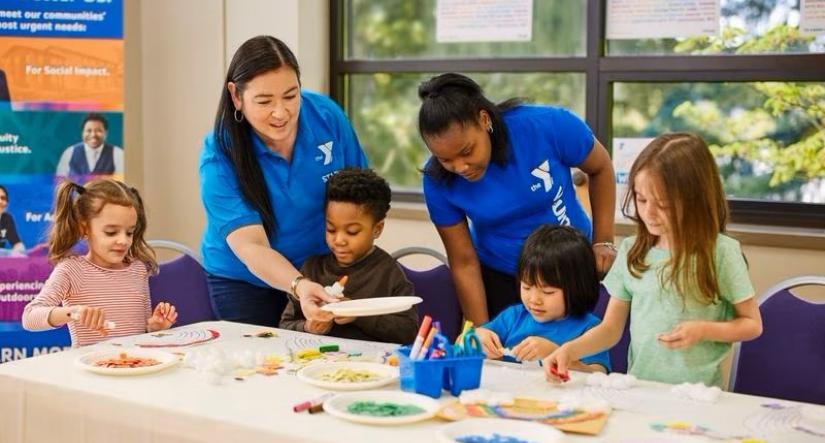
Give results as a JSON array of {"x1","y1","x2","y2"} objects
[{"x1": 373, "y1": 220, "x2": 385, "y2": 239}]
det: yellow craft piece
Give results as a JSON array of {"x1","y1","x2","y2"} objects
[
  {"x1": 667, "y1": 421, "x2": 692, "y2": 429},
  {"x1": 513, "y1": 397, "x2": 556, "y2": 409},
  {"x1": 296, "y1": 348, "x2": 323, "y2": 359},
  {"x1": 264, "y1": 354, "x2": 285, "y2": 365},
  {"x1": 740, "y1": 439, "x2": 767, "y2": 443}
]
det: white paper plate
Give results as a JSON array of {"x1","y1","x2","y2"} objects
[
  {"x1": 321, "y1": 296, "x2": 423, "y2": 317},
  {"x1": 297, "y1": 361, "x2": 399, "y2": 391},
  {"x1": 437, "y1": 418, "x2": 564, "y2": 443},
  {"x1": 75, "y1": 348, "x2": 180, "y2": 376},
  {"x1": 323, "y1": 390, "x2": 439, "y2": 425}
]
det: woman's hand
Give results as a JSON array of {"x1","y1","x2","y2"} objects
[
  {"x1": 296, "y1": 279, "x2": 337, "y2": 323},
  {"x1": 147, "y1": 302, "x2": 178, "y2": 332},
  {"x1": 475, "y1": 327, "x2": 504, "y2": 359},
  {"x1": 593, "y1": 243, "x2": 617, "y2": 275},
  {"x1": 512, "y1": 336, "x2": 559, "y2": 362}
]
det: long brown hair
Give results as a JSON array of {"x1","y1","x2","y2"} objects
[
  {"x1": 49, "y1": 178, "x2": 157, "y2": 273},
  {"x1": 621, "y1": 133, "x2": 728, "y2": 305}
]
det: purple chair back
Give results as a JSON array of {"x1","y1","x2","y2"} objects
[
  {"x1": 147, "y1": 241, "x2": 215, "y2": 327},
  {"x1": 393, "y1": 248, "x2": 462, "y2": 341},
  {"x1": 594, "y1": 284, "x2": 631, "y2": 373},
  {"x1": 731, "y1": 276, "x2": 825, "y2": 404}
]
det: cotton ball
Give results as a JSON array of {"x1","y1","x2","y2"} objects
[
  {"x1": 609, "y1": 373, "x2": 637, "y2": 389},
  {"x1": 459, "y1": 389, "x2": 490, "y2": 405},
  {"x1": 182, "y1": 351, "x2": 201, "y2": 369},
  {"x1": 587, "y1": 372, "x2": 609, "y2": 387},
  {"x1": 697, "y1": 386, "x2": 721, "y2": 403},
  {"x1": 234, "y1": 350, "x2": 256, "y2": 369}
]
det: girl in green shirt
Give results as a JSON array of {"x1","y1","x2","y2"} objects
[{"x1": 544, "y1": 132, "x2": 763, "y2": 386}]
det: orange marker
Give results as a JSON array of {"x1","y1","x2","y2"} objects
[
  {"x1": 415, "y1": 326, "x2": 437, "y2": 360},
  {"x1": 337, "y1": 275, "x2": 348, "y2": 286}
]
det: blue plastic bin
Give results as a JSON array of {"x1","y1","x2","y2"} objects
[{"x1": 396, "y1": 345, "x2": 483, "y2": 398}]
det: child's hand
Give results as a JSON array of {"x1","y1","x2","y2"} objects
[
  {"x1": 147, "y1": 302, "x2": 177, "y2": 332},
  {"x1": 333, "y1": 316, "x2": 355, "y2": 325},
  {"x1": 657, "y1": 321, "x2": 706, "y2": 349},
  {"x1": 72, "y1": 305, "x2": 109, "y2": 336},
  {"x1": 512, "y1": 336, "x2": 559, "y2": 362},
  {"x1": 543, "y1": 344, "x2": 574, "y2": 383},
  {"x1": 304, "y1": 318, "x2": 333, "y2": 335},
  {"x1": 475, "y1": 327, "x2": 504, "y2": 359}
]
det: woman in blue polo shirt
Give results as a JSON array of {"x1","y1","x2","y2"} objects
[
  {"x1": 418, "y1": 73, "x2": 617, "y2": 326},
  {"x1": 200, "y1": 36, "x2": 368, "y2": 326}
]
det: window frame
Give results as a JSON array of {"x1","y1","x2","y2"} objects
[{"x1": 330, "y1": 0, "x2": 825, "y2": 228}]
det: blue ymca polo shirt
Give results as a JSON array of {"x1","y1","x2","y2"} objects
[
  {"x1": 423, "y1": 105, "x2": 594, "y2": 275},
  {"x1": 484, "y1": 304, "x2": 611, "y2": 370},
  {"x1": 199, "y1": 89, "x2": 368, "y2": 286}
]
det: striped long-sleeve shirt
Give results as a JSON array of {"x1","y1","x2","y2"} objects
[{"x1": 22, "y1": 255, "x2": 152, "y2": 346}]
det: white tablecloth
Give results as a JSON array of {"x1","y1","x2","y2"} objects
[{"x1": 1, "y1": 321, "x2": 822, "y2": 443}]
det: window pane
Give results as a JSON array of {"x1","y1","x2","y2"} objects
[
  {"x1": 612, "y1": 81, "x2": 825, "y2": 203},
  {"x1": 345, "y1": 0, "x2": 586, "y2": 60},
  {"x1": 607, "y1": 0, "x2": 825, "y2": 55},
  {"x1": 348, "y1": 73, "x2": 586, "y2": 189}
]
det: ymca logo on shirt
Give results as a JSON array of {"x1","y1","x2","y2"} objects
[
  {"x1": 316, "y1": 141, "x2": 333, "y2": 165},
  {"x1": 530, "y1": 159, "x2": 552, "y2": 192}
]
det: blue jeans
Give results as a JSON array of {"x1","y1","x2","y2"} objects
[{"x1": 206, "y1": 273, "x2": 288, "y2": 327}]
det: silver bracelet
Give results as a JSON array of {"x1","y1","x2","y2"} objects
[{"x1": 593, "y1": 241, "x2": 617, "y2": 252}]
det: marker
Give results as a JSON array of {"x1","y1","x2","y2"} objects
[
  {"x1": 69, "y1": 308, "x2": 115, "y2": 330},
  {"x1": 308, "y1": 403, "x2": 325, "y2": 414},
  {"x1": 292, "y1": 393, "x2": 334, "y2": 412},
  {"x1": 408, "y1": 315, "x2": 432, "y2": 360},
  {"x1": 550, "y1": 363, "x2": 570, "y2": 382},
  {"x1": 415, "y1": 326, "x2": 437, "y2": 360}
]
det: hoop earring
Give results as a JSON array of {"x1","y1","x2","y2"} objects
[
  {"x1": 487, "y1": 124, "x2": 493, "y2": 134},
  {"x1": 233, "y1": 109, "x2": 244, "y2": 123}
]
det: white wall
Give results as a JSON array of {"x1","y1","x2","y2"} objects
[{"x1": 126, "y1": 0, "x2": 328, "y2": 253}]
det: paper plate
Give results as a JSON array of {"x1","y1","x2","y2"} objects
[
  {"x1": 321, "y1": 296, "x2": 423, "y2": 317},
  {"x1": 437, "y1": 418, "x2": 564, "y2": 443},
  {"x1": 297, "y1": 361, "x2": 399, "y2": 391},
  {"x1": 323, "y1": 390, "x2": 439, "y2": 425},
  {"x1": 75, "y1": 348, "x2": 180, "y2": 376}
]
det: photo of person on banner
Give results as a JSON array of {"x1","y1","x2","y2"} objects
[
  {"x1": 0, "y1": 185, "x2": 25, "y2": 255},
  {"x1": 56, "y1": 113, "x2": 124, "y2": 181}
]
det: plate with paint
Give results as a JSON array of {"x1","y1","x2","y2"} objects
[
  {"x1": 323, "y1": 390, "x2": 439, "y2": 425},
  {"x1": 321, "y1": 296, "x2": 423, "y2": 317},
  {"x1": 297, "y1": 361, "x2": 399, "y2": 391},
  {"x1": 437, "y1": 418, "x2": 564, "y2": 443},
  {"x1": 75, "y1": 348, "x2": 180, "y2": 376}
]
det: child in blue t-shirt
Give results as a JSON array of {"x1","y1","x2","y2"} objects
[{"x1": 476, "y1": 225, "x2": 610, "y2": 372}]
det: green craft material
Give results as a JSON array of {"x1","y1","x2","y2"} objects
[
  {"x1": 346, "y1": 401, "x2": 425, "y2": 417},
  {"x1": 319, "y1": 344, "x2": 339, "y2": 353}
]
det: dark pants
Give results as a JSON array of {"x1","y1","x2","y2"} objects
[
  {"x1": 480, "y1": 264, "x2": 520, "y2": 320},
  {"x1": 206, "y1": 273, "x2": 288, "y2": 327}
]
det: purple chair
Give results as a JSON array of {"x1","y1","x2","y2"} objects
[
  {"x1": 147, "y1": 240, "x2": 216, "y2": 327},
  {"x1": 392, "y1": 247, "x2": 462, "y2": 341},
  {"x1": 594, "y1": 284, "x2": 631, "y2": 373},
  {"x1": 730, "y1": 275, "x2": 825, "y2": 404}
]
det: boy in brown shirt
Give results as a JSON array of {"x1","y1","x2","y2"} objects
[{"x1": 280, "y1": 167, "x2": 418, "y2": 344}]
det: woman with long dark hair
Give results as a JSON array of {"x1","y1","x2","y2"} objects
[
  {"x1": 199, "y1": 36, "x2": 367, "y2": 326},
  {"x1": 418, "y1": 73, "x2": 616, "y2": 325}
]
